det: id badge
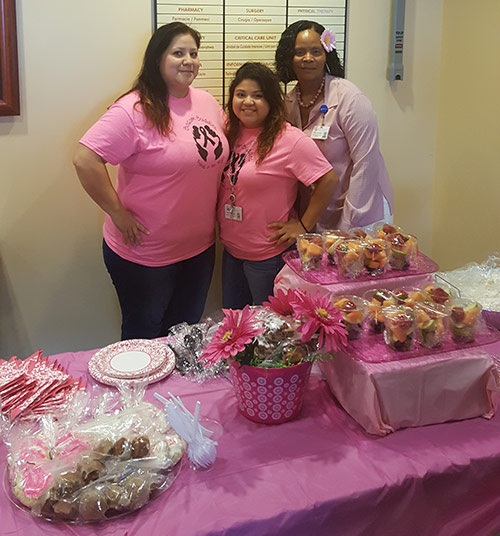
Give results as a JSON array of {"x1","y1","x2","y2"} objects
[
  {"x1": 311, "y1": 125, "x2": 330, "y2": 140},
  {"x1": 224, "y1": 204, "x2": 243, "y2": 221}
]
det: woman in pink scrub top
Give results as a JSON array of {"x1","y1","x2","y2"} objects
[
  {"x1": 73, "y1": 23, "x2": 229, "y2": 340},
  {"x1": 275, "y1": 20, "x2": 394, "y2": 232}
]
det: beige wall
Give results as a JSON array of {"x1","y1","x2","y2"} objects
[
  {"x1": 346, "y1": 0, "x2": 443, "y2": 257},
  {"x1": 0, "y1": 0, "x2": 497, "y2": 358},
  {"x1": 0, "y1": 0, "x2": 152, "y2": 357},
  {"x1": 433, "y1": 0, "x2": 500, "y2": 270}
]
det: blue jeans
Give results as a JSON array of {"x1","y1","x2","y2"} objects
[
  {"x1": 222, "y1": 249, "x2": 286, "y2": 309},
  {"x1": 103, "y1": 240, "x2": 215, "y2": 340}
]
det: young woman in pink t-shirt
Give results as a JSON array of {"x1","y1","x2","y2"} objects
[
  {"x1": 218, "y1": 62, "x2": 338, "y2": 309},
  {"x1": 73, "y1": 23, "x2": 229, "y2": 340}
]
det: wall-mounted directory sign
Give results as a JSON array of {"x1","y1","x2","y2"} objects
[{"x1": 155, "y1": 1, "x2": 347, "y2": 104}]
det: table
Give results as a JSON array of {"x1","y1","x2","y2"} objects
[
  {"x1": 2, "y1": 341, "x2": 500, "y2": 536},
  {"x1": 319, "y1": 341, "x2": 500, "y2": 436}
]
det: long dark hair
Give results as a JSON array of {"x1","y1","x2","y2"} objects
[
  {"x1": 226, "y1": 62, "x2": 286, "y2": 164},
  {"x1": 275, "y1": 20, "x2": 344, "y2": 84},
  {"x1": 128, "y1": 22, "x2": 201, "y2": 135}
]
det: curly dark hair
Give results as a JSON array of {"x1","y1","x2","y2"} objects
[
  {"x1": 225, "y1": 62, "x2": 286, "y2": 164},
  {"x1": 275, "y1": 20, "x2": 344, "y2": 84},
  {"x1": 127, "y1": 22, "x2": 201, "y2": 135}
]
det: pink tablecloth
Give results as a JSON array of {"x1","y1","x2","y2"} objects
[
  {"x1": 274, "y1": 262, "x2": 435, "y2": 298},
  {"x1": 2, "y1": 343, "x2": 500, "y2": 536},
  {"x1": 320, "y1": 346, "x2": 500, "y2": 436}
]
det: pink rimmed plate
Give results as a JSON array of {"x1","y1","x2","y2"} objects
[{"x1": 88, "y1": 339, "x2": 175, "y2": 384}]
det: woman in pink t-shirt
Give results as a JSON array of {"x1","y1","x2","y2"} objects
[
  {"x1": 218, "y1": 62, "x2": 338, "y2": 308},
  {"x1": 73, "y1": 23, "x2": 229, "y2": 340}
]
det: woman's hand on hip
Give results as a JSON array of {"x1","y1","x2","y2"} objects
[
  {"x1": 110, "y1": 207, "x2": 150, "y2": 246},
  {"x1": 73, "y1": 144, "x2": 149, "y2": 246},
  {"x1": 267, "y1": 220, "x2": 303, "y2": 245}
]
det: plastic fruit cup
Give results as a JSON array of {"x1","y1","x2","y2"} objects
[
  {"x1": 348, "y1": 227, "x2": 370, "y2": 240},
  {"x1": 373, "y1": 222, "x2": 400, "y2": 239},
  {"x1": 363, "y1": 288, "x2": 396, "y2": 333},
  {"x1": 387, "y1": 232, "x2": 418, "y2": 271},
  {"x1": 297, "y1": 233, "x2": 324, "y2": 271},
  {"x1": 422, "y1": 282, "x2": 455, "y2": 305},
  {"x1": 333, "y1": 295, "x2": 368, "y2": 340},
  {"x1": 391, "y1": 286, "x2": 427, "y2": 308},
  {"x1": 321, "y1": 230, "x2": 349, "y2": 266},
  {"x1": 381, "y1": 305, "x2": 415, "y2": 351},
  {"x1": 448, "y1": 297, "x2": 482, "y2": 343},
  {"x1": 414, "y1": 301, "x2": 450, "y2": 348},
  {"x1": 333, "y1": 239, "x2": 364, "y2": 279},
  {"x1": 362, "y1": 238, "x2": 390, "y2": 276}
]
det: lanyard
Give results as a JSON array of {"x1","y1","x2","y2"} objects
[{"x1": 310, "y1": 105, "x2": 331, "y2": 140}]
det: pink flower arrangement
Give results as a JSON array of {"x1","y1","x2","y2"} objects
[
  {"x1": 201, "y1": 306, "x2": 263, "y2": 366},
  {"x1": 291, "y1": 290, "x2": 348, "y2": 353},
  {"x1": 200, "y1": 289, "x2": 347, "y2": 369}
]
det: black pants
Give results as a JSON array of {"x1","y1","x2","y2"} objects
[{"x1": 103, "y1": 240, "x2": 215, "y2": 340}]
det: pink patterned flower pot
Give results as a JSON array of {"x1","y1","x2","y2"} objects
[{"x1": 228, "y1": 360, "x2": 313, "y2": 424}]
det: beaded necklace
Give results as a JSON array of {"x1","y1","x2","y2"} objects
[{"x1": 296, "y1": 77, "x2": 325, "y2": 108}]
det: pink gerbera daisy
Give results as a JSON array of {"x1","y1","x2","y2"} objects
[
  {"x1": 292, "y1": 291, "x2": 347, "y2": 353},
  {"x1": 200, "y1": 306, "x2": 263, "y2": 366},
  {"x1": 262, "y1": 288, "x2": 300, "y2": 317}
]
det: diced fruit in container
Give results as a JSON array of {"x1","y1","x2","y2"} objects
[{"x1": 449, "y1": 298, "x2": 482, "y2": 343}]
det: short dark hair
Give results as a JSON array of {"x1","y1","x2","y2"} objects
[
  {"x1": 226, "y1": 62, "x2": 286, "y2": 163},
  {"x1": 132, "y1": 22, "x2": 202, "y2": 134},
  {"x1": 275, "y1": 20, "x2": 344, "y2": 84}
]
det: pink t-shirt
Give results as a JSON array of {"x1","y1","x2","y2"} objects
[
  {"x1": 80, "y1": 88, "x2": 229, "y2": 267},
  {"x1": 218, "y1": 123, "x2": 332, "y2": 261}
]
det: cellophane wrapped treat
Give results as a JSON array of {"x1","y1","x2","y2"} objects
[
  {"x1": 436, "y1": 254, "x2": 500, "y2": 330},
  {"x1": 166, "y1": 316, "x2": 227, "y2": 381},
  {"x1": 2, "y1": 383, "x2": 185, "y2": 524}
]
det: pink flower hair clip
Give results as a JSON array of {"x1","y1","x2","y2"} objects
[{"x1": 320, "y1": 28, "x2": 336, "y2": 53}]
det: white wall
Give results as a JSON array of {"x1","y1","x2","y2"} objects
[{"x1": 1, "y1": 0, "x2": 475, "y2": 359}]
